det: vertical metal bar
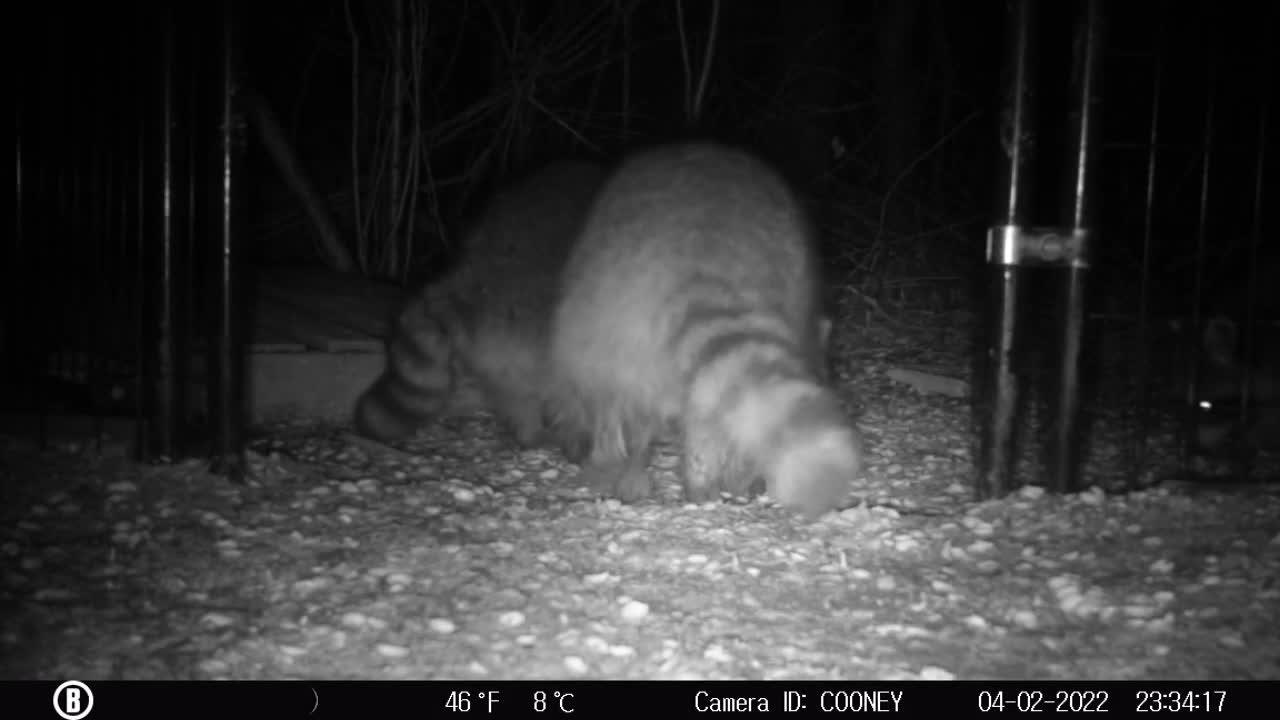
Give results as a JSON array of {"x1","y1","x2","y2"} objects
[
  {"x1": 133, "y1": 16, "x2": 149, "y2": 459},
  {"x1": 1182, "y1": 22, "x2": 1217, "y2": 472},
  {"x1": 97, "y1": 57, "x2": 117, "y2": 452},
  {"x1": 1048, "y1": 0, "x2": 1103, "y2": 494},
  {"x1": 213, "y1": 0, "x2": 247, "y2": 482},
  {"x1": 997, "y1": 0, "x2": 1037, "y2": 233},
  {"x1": 10, "y1": 79, "x2": 24, "y2": 408},
  {"x1": 183, "y1": 32, "x2": 199, "y2": 449},
  {"x1": 388, "y1": 0, "x2": 404, "y2": 276},
  {"x1": 188, "y1": 24, "x2": 207, "y2": 451},
  {"x1": 1239, "y1": 19, "x2": 1271, "y2": 480},
  {"x1": 1132, "y1": 22, "x2": 1164, "y2": 488},
  {"x1": 976, "y1": 0, "x2": 1037, "y2": 500},
  {"x1": 30, "y1": 20, "x2": 51, "y2": 448},
  {"x1": 156, "y1": 7, "x2": 178, "y2": 459}
]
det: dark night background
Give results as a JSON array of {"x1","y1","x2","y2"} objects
[
  {"x1": 12, "y1": 1, "x2": 1275, "y2": 301},
  {"x1": 5, "y1": 0, "x2": 1276, "y2": 424}
]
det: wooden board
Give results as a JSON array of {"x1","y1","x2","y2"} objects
[{"x1": 250, "y1": 268, "x2": 400, "y2": 353}]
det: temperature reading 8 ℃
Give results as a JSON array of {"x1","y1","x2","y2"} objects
[{"x1": 533, "y1": 690, "x2": 575, "y2": 713}]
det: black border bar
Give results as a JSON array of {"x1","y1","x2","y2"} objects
[{"x1": 15, "y1": 680, "x2": 1273, "y2": 718}]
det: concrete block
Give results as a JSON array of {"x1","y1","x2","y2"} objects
[{"x1": 246, "y1": 351, "x2": 385, "y2": 423}]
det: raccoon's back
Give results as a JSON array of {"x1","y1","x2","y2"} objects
[
  {"x1": 552, "y1": 144, "x2": 822, "y2": 410},
  {"x1": 456, "y1": 161, "x2": 608, "y2": 402},
  {"x1": 456, "y1": 161, "x2": 608, "y2": 311}
]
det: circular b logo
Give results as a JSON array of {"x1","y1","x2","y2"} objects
[{"x1": 53, "y1": 680, "x2": 95, "y2": 720}]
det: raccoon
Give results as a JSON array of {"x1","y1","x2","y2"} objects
[
  {"x1": 1191, "y1": 314, "x2": 1280, "y2": 462},
  {"x1": 548, "y1": 143, "x2": 860, "y2": 518},
  {"x1": 353, "y1": 288, "x2": 470, "y2": 442},
  {"x1": 354, "y1": 160, "x2": 607, "y2": 445}
]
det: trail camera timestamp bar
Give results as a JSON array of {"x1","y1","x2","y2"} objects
[{"x1": 15, "y1": 679, "x2": 1263, "y2": 718}]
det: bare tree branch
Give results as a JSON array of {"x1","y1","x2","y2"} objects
[{"x1": 691, "y1": 0, "x2": 720, "y2": 123}]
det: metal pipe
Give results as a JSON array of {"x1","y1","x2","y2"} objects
[
  {"x1": 213, "y1": 0, "x2": 247, "y2": 482},
  {"x1": 976, "y1": 0, "x2": 1037, "y2": 500},
  {"x1": 1132, "y1": 19, "x2": 1164, "y2": 488},
  {"x1": 1048, "y1": 0, "x2": 1103, "y2": 494},
  {"x1": 156, "y1": 7, "x2": 178, "y2": 459},
  {"x1": 1183, "y1": 20, "x2": 1217, "y2": 471}
]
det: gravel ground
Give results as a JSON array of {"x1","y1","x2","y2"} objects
[{"x1": 2, "y1": 313, "x2": 1277, "y2": 680}]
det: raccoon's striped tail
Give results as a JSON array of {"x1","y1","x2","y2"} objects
[
  {"x1": 681, "y1": 332, "x2": 861, "y2": 519},
  {"x1": 353, "y1": 295, "x2": 460, "y2": 442}
]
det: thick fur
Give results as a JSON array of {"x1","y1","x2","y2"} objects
[
  {"x1": 1194, "y1": 315, "x2": 1280, "y2": 456},
  {"x1": 549, "y1": 143, "x2": 860, "y2": 518},
  {"x1": 354, "y1": 160, "x2": 607, "y2": 445}
]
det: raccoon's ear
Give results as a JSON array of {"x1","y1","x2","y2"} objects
[{"x1": 1202, "y1": 315, "x2": 1239, "y2": 368}]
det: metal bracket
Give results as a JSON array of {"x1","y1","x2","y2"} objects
[{"x1": 986, "y1": 225, "x2": 1092, "y2": 269}]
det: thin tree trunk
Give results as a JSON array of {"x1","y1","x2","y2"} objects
[
  {"x1": 387, "y1": 0, "x2": 404, "y2": 275},
  {"x1": 245, "y1": 91, "x2": 354, "y2": 272}
]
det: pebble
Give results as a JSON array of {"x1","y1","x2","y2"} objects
[
  {"x1": 376, "y1": 643, "x2": 410, "y2": 659},
  {"x1": 620, "y1": 600, "x2": 650, "y2": 622},
  {"x1": 428, "y1": 618, "x2": 457, "y2": 634}
]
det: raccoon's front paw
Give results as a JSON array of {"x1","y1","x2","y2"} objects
[
  {"x1": 578, "y1": 460, "x2": 653, "y2": 503},
  {"x1": 554, "y1": 429, "x2": 593, "y2": 464},
  {"x1": 682, "y1": 471, "x2": 764, "y2": 502},
  {"x1": 576, "y1": 459, "x2": 621, "y2": 496},
  {"x1": 507, "y1": 420, "x2": 545, "y2": 450},
  {"x1": 682, "y1": 476, "x2": 720, "y2": 504},
  {"x1": 718, "y1": 470, "x2": 766, "y2": 499},
  {"x1": 613, "y1": 465, "x2": 654, "y2": 503}
]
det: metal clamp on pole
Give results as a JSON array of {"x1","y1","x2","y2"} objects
[{"x1": 987, "y1": 225, "x2": 1092, "y2": 270}]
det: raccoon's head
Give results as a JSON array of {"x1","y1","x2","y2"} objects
[{"x1": 1190, "y1": 315, "x2": 1280, "y2": 457}]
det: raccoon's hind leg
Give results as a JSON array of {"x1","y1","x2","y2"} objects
[{"x1": 503, "y1": 405, "x2": 545, "y2": 449}]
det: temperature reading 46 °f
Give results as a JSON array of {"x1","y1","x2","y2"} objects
[
  {"x1": 533, "y1": 690, "x2": 575, "y2": 713},
  {"x1": 445, "y1": 690, "x2": 502, "y2": 713}
]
